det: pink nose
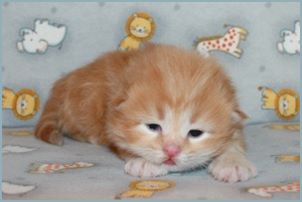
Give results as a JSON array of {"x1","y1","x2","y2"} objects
[{"x1": 163, "y1": 144, "x2": 181, "y2": 158}]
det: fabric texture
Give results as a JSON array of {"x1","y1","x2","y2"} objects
[
  {"x1": 2, "y1": 123, "x2": 299, "y2": 200},
  {"x1": 2, "y1": 2, "x2": 300, "y2": 127}
]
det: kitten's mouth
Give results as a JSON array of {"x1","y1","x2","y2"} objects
[{"x1": 163, "y1": 159, "x2": 176, "y2": 165}]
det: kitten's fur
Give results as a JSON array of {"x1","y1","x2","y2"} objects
[{"x1": 35, "y1": 44, "x2": 256, "y2": 182}]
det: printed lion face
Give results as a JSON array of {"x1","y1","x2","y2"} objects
[
  {"x1": 277, "y1": 91, "x2": 299, "y2": 119},
  {"x1": 130, "y1": 17, "x2": 152, "y2": 38},
  {"x1": 13, "y1": 89, "x2": 40, "y2": 120},
  {"x1": 259, "y1": 87, "x2": 299, "y2": 120},
  {"x1": 126, "y1": 12, "x2": 155, "y2": 40}
]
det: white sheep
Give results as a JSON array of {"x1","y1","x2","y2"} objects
[
  {"x1": 17, "y1": 19, "x2": 67, "y2": 54},
  {"x1": 277, "y1": 21, "x2": 300, "y2": 55}
]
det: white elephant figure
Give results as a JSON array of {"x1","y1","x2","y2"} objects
[
  {"x1": 17, "y1": 19, "x2": 67, "y2": 54},
  {"x1": 277, "y1": 21, "x2": 300, "y2": 55}
]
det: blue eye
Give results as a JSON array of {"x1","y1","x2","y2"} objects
[
  {"x1": 146, "y1": 123, "x2": 162, "y2": 132},
  {"x1": 188, "y1": 130, "x2": 204, "y2": 138}
]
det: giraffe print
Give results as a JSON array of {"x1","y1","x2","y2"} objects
[
  {"x1": 195, "y1": 25, "x2": 248, "y2": 58},
  {"x1": 247, "y1": 181, "x2": 300, "y2": 197},
  {"x1": 28, "y1": 162, "x2": 95, "y2": 173}
]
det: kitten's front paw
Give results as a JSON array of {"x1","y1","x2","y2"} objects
[
  {"x1": 208, "y1": 154, "x2": 257, "y2": 183},
  {"x1": 124, "y1": 158, "x2": 168, "y2": 178}
]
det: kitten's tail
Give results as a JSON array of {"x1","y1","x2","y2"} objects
[{"x1": 34, "y1": 81, "x2": 65, "y2": 146}]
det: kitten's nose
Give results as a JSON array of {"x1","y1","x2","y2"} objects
[{"x1": 163, "y1": 144, "x2": 181, "y2": 158}]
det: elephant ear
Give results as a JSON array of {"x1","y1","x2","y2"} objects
[
  {"x1": 36, "y1": 39, "x2": 49, "y2": 54},
  {"x1": 19, "y1": 28, "x2": 33, "y2": 36},
  {"x1": 294, "y1": 21, "x2": 300, "y2": 36}
]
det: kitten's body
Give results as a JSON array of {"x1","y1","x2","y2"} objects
[{"x1": 35, "y1": 44, "x2": 256, "y2": 182}]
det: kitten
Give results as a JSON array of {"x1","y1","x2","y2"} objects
[{"x1": 35, "y1": 43, "x2": 257, "y2": 182}]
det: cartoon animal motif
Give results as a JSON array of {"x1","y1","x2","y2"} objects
[
  {"x1": 258, "y1": 87, "x2": 299, "y2": 120},
  {"x1": 268, "y1": 123, "x2": 300, "y2": 131},
  {"x1": 116, "y1": 180, "x2": 175, "y2": 199},
  {"x1": 3, "y1": 145, "x2": 37, "y2": 154},
  {"x1": 277, "y1": 21, "x2": 300, "y2": 55},
  {"x1": 195, "y1": 25, "x2": 248, "y2": 58},
  {"x1": 17, "y1": 19, "x2": 67, "y2": 54},
  {"x1": 119, "y1": 12, "x2": 155, "y2": 51},
  {"x1": 2, "y1": 87, "x2": 40, "y2": 120},
  {"x1": 247, "y1": 181, "x2": 300, "y2": 198},
  {"x1": 2, "y1": 181, "x2": 36, "y2": 195},
  {"x1": 4, "y1": 129, "x2": 33, "y2": 136},
  {"x1": 274, "y1": 154, "x2": 300, "y2": 163},
  {"x1": 28, "y1": 162, "x2": 94, "y2": 174}
]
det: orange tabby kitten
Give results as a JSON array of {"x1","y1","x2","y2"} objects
[{"x1": 35, "y1": 44, "x2": 257, "y2": 182}]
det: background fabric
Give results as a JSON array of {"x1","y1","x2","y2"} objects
[
  {"x1": 2, "y1": 123, "x2": 300, "y2": 199},
  {"x1": 2, "y1": 2, "x2": 300, "y2": 126}
]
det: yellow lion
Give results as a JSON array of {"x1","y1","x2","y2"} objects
[
  {"x1": 2, "y1": 87, "x2": 40, "y2": 120},
  {"x1": 119, "y1": 12, "x2": 156, "y2": 51},
  {"x1": 258, "y1": 86, "x2": 299, "y2": 120}
]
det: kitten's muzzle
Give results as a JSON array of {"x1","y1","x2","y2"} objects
[{"x1": 162, "y1": 144, "x2": 181, "y2": 165}]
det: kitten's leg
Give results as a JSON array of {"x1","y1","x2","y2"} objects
[
  {"x1": 208, "y1": 130, "x2": 257, "y2": 183},
  {"x1": 35, "y1": 117, "x2": 63, "y2": 146},
  {"x1": 124, "y1": 158, "x2": 168, "y2": 178},
  {"x1": 34, "y1": 101, "x2": 63, "y2": 145},
  {"x1": 35, "y1": 80, "x2": 65, "y2": 145}
]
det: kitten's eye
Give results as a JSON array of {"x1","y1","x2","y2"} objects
[
  {"x1": 146, "y1": 123, "x2": 162, "y2": 132},
  {"x1": 188, "y1": 130, "x2": 204, "y2": 138}
]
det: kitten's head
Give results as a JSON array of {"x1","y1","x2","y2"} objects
[{"x1": 107, "y1": 44, "x2": 246, "y2": 171}]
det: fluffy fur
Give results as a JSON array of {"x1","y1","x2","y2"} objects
[{"x1": 35, "y1": 44, "x2": 257, "y2": 182}]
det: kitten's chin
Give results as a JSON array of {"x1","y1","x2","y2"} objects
[
  {"x1": 163, "y1": 158, "x2": 211, "y2": 173},
  {"x1": 163, "y1": 159, "x2": 176, "y2": 165},
  {"x1": 164, "y1": 163, "x2": 204, "y2": 173},
  {"x1": 164, "y1": 164, "x2": 184, "y2": 172}
]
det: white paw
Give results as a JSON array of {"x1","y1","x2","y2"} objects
[
  {"x1": 124, "y1": 158, "x2": 168, "y2": 178},
  {"x1": 208, "y1": 154, "x2": 257, "y2": 183}
]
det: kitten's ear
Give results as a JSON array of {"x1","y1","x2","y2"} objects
[
  {"x1": 113, "y1": 97, "x2": 126, "y2": 108},
  {"x1": 232, "y1": 109, "x2": 248, "y2": 123},
  {"x1": 112, "y1": 94, "x2": 128, "y2": 110}
]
